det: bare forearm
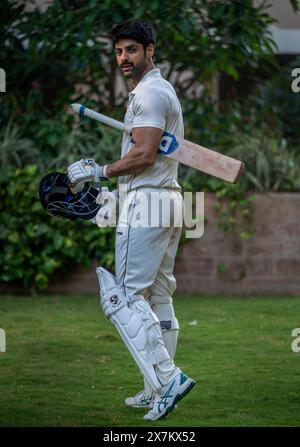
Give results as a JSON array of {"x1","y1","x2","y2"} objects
[{"x1": 106, "y1": 147, "x2": 155, "y2": 178}]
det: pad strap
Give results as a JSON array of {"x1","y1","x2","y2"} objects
[{"x1": 160, "y1": 317, "x2": 179, "y2": 331}]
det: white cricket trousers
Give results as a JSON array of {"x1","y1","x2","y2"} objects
[{"x1": 115, "y1": 187, "x2": 183, "y2": 298}]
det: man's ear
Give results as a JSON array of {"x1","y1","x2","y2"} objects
[{"x1": 146, "y1": 44, "x2": 155, "y2": 60}]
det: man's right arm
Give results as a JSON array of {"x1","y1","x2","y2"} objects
[{"x1": 106, "y1": 126, "x2": 163, "y2": 178}]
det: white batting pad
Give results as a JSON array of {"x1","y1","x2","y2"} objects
[{"x1": 96, "y1": 267, "x2": 173, "y2": 393}]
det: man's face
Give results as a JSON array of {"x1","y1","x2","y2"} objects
[{"x1": 115, "y1": 38, "x2": 153, "y2": 79}]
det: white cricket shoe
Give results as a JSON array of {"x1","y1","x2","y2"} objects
[
  {"x1": 124, "y1": 390, "x2": 153, "y2": 409},
  {"x1": 143, "y1": 372, "x2": 196, "y2": 421}
]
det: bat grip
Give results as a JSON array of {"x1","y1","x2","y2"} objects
[{"x1": 70, "y1": 103, "x2": 132, "y2": 134}]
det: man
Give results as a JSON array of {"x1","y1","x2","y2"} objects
[{"x1": 67, "y1": 19, "x2": 195, "y2": 421}]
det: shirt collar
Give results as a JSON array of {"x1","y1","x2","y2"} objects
[{"x1": 129, "y1": 68, "x2": 162, "y2": 97}]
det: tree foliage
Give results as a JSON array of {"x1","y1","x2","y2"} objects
[
  {"x1": 0, "y1": 0, "x2": 299, "y2": 289},
  {"x1": 1, "y1": 0, "x2": 286, "y2": 117}
]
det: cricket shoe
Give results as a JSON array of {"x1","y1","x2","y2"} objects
[
  {"x1": 143, "y1": 372, "x2": 196, "y2": 421},
  {"x1": 124, "y1": 390, "x2": 154, "y2": 409}
]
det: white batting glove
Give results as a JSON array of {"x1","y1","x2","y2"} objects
[
  {"x1": 70, "y1": 182, "x2": 85, "y2": 194},
  {"x1": 67, "y1": 158, "x2": 108, "y2": 184}
]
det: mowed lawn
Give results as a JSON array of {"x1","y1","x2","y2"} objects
[{"x1": 0, "y1": 294, "x2": 299, "y2": 427}]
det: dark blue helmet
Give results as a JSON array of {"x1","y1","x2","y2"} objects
[{"x1": 39, "y1": 172, "x2": 101, "y2": 220}]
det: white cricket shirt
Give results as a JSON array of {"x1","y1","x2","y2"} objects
[{"x1": 118, "y1": 68, "x2": 184, "y2": 191}]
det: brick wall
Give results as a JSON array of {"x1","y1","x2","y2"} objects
[
  {"x1": 174, "y1": 192, "x2": 300, "y2": 296},
  {"x1": 1, "y1": 193, "x2": 300, "y2": 296}
]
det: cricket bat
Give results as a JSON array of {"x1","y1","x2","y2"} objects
[{"x1": 69, "y1": 103, "x2": 244, "y2": 183}]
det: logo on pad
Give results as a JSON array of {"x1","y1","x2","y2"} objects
[{"x1": 110, "y1": 295, "x2": 119, "y2": 306}]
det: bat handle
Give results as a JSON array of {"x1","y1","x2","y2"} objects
[{"x1": 70, "y1": 103, "x2": 132, "y2": 134}]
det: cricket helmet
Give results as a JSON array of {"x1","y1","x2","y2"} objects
[{"x1": 39, "y1": 172, "x2": 101, "y2": 220}]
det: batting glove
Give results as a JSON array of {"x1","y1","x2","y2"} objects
[
  {"x1": 70, "y1": 181, "x2": 85, "y2": 194},
  {"x1": 67, "y1": 158, "x2": 108, "y2": 184}
]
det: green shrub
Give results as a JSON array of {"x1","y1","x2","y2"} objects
[
  {"x1": 229, "y1": 131, "x2": 300, "y2": 192},
  {"x1": 0, "y1": 121, "x2": 42, "y2": 170},
  {"x1": 0, "y1": 165, "x2": 115, "y2": 290},
  {"x1": 0, "y1": 115, "x2": 121, "y2": 291},
  {"x1": 179, "y1": 91, "x2": 300, "y2": 194}
]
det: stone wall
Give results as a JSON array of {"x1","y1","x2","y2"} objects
[
  {"x1": 1, "y1": 193, "x2": 300, "y2": 296},
  {"x1": 174, "y1": 192, "x2": 300, "y2": 296}
]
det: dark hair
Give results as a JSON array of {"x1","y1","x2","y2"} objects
[{"x1": 110, "y1": 19, "x2": 156, "y2": 52}]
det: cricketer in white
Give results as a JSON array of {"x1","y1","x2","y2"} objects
[{"x1": 67, "y1": 19, "x2": 195, "y2": 421}]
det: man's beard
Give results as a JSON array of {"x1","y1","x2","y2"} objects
[{"x1": 121, "y1": 59, "x2": 148, "y2": 78}]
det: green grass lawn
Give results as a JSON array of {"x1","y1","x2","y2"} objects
[{"x1": 0, "y1": 294, "x2": 300, "y2": 427}]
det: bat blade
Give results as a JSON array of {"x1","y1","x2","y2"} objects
[
  {"x1": 69, "y1": 103, "x2": 244, "y2": 183},
  {"x1": 167, "y1": 137, "x2": 244, "y2": 183}
]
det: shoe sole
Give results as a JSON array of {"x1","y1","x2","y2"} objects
[
  {"x1": 148, "y1": 379, "x2": 196, "y2": 421},
  {"x1": 124, "y1": 398, "x2": 152, "y2": 409},
  {"x1": 125, "y1": 403, "x2": 152, "y2": 409}
]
